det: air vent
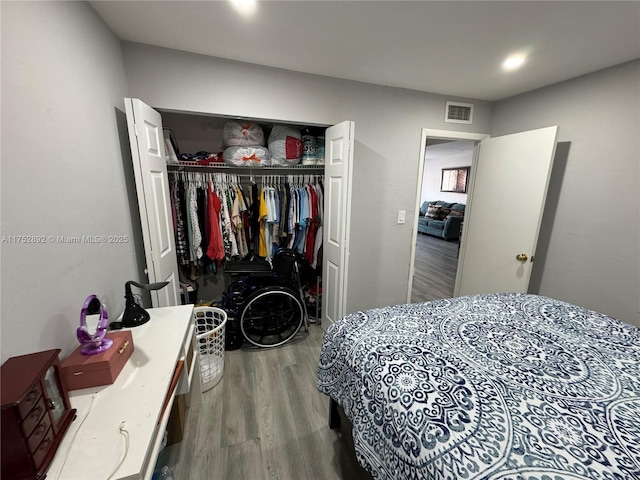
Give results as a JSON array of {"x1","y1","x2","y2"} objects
[{"x1": 445, "y1": 101, "x2": 474, "y2": 124}]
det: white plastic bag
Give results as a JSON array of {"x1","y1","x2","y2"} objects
[
  {"x1": 163, "y1": 129, "x2": 180, "y2": 165},
  {"x1": 268, "y1": 125, "x2": 302, "y2": 166},
  {"x1": 223, "y1": 146, "x2": 271, "y2": 167},
  {"x1": 223, "y1": 120, "x2": 265, "y2": 147}
]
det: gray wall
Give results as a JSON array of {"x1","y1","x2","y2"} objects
[
  {"x1": 491, "y1": 60, "x2": 640, "y2": 326},
  {"x1": 0, "y1": 1, "x2": 142, "y2": 362},
  {"x1": 122, "y1": 42, "x2": 493, "y2": 315}
]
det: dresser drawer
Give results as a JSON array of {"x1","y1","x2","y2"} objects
[
  {"x1": 17, "y1": 383, "x2": 42, "y2": 420},
  {"x1": 20, "y1": 396, "x2": 46, "y2": 439},
  {"x1": 27, "y1": 414, "x2": 51, "y2": 454},
  {"x1": 32, "y1": 427, "x2": 54, "y2": 470}
]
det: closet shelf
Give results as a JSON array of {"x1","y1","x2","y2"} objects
[{"x1": 167, "y1": 163, "x2": 324, "y2": 175}]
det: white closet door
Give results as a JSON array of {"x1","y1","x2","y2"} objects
[
  {"x1": 322, "y1": 120, "x2": 355, "y2": 329},
  {"x1": 456, "y1": 126, "x2": 558, "y2": 296},
  {"x1": 125, "y1": 98, "x2": 180, "y2": 307}
]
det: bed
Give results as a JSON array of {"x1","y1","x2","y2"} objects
[{"x1": 317, "y1": 293, "x2": 640, "y2": 480}]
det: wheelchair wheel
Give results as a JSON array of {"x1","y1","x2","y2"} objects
[{"x1": 239, "y1": 286, "x2": 304, "y2": 348}]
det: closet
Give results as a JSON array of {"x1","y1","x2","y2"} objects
[
  {"x1": 125, "y1": 98, "x2": 354, "y2": 328},
  {"x1": 169, "y1": 169, "x2": 325, "y2": 304}
]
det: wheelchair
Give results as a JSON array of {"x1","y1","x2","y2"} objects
[{"x1": 220, "y1": 248, "x2": 309, "y2": 349}]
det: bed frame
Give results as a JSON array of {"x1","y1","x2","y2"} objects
[{"x1": 327, "y1": 398, "x2": 374, "y2": 480}]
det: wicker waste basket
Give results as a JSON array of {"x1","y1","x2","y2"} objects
[{"x1": 194, "y1": 307, "x2": 227, "y2": 392}]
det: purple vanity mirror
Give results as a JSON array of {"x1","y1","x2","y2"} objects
[{"x1": 76, "y1": 295, "x2": 113, "y2": 355}]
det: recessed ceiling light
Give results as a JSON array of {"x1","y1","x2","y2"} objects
[
  {"x1": 502, "y1": 54, "x2": 526, "y2": 72},
  {"x1": 229, "y1": 0, "x2": 257, "y2": 16}
]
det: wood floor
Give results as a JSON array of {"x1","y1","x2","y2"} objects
[
  {"x1": 159, "y1": 235, "x2": 459, "y2": 479},
  {"x1": 411, "y1": 233, "x2": 460, "y2": 303},
  {"x1": 161, "y1": 325, "x2": 373, "y2": 480}
]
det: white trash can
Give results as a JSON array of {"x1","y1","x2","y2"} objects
[{"x1": 194, "y1": 307, "x2": 227, "y2": 392}]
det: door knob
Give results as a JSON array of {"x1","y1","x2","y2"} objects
[{"x1": 516, "y1": 253, "x2": 528, "y2": 262}]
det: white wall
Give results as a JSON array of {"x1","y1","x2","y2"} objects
[
  {"x1": 421, "y1": 146, "x2": 473, "y2": 205},
  {"x1": 1, "y1": 2, "x2": 141, "y2": 362},
  {"x1": 122, "y1": 43, "x2": 493, "y2": 315},
  {"x1": 491, "y1": 60, "x2": 640, "y2": 326}
]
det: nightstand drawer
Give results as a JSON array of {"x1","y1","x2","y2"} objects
[
  {"x1": 17, "y1": 384, "x2": 42, "y2": 420},
  {"x1": 32, "y1": 427, "x2": 54, "y2": 469},
  {"x1": 27, "y1": 414, "x2": 51, "y2": 454},
  {"x1": 20, "y1": 396, "x2": 46, "y2": 439}
]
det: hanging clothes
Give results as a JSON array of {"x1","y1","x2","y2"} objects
[
  {"x1": 232, "y1": 185, "x2": 249, "y2": 259},
  {"x1": 218, "y1": 181, "x2": 238, "y2": 260},
  {"x1": 170, "y1": 176, "x2": 189, "y2": 266},
  {"x1": 168, "y1": 170, "x2": 324, "y2": 275},
  {"x1": 258, "y1": 186, "x2": 268, "y2": 258},
  {"x1": 197, "y1": 186, "x2": 208, "y2": 264},
  {"x1": 311, "y1": 181, "x2": 324, "y2": 268},
  {"x1": 188, "y1": 182, "x2": 203, "y2": 262},
  {"x1": 205, "y1": 182, "x2": 224, "y2": 266}
]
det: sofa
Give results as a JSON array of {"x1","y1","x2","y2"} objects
[{"x1": 418, "y1": 201, "x2": 465, "y2": 240}]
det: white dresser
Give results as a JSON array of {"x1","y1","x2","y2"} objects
[{"x1": 48, "y1": 305, "x2": 199, "y2": 480}]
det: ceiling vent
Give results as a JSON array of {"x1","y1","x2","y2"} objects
[{"x1": 445, "y1": 101, "x2": 474, "y2": 124}]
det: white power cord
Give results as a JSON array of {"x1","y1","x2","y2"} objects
[
  {"x1": 52, "y1": 393, "x2": 98, "y2": 480},
  {"x1": 52, "y1": 394, "x2": 130, "y2": 480},
  {"x1": 107, "y1": 421, "x2": 130, "y2": 480}
]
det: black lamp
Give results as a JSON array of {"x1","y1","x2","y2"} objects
[{"x1": 110, "y1": 280, "x2": 169, "y2": 329}]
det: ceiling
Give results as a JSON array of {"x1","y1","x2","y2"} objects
[{"x1": 90, "y1": 1, "x2": 640, "y2": 101}]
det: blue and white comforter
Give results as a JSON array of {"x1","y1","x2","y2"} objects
[{"x1": 317, "y1": 293, "x2": 640, "y2": 480}]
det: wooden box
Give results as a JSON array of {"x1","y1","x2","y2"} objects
[
  {"x1": 1, "y1": 349, "x2": 76, "y2": 480},
  {"x1": 61, "y1": 331, "x2": 134, "y2": 391}
]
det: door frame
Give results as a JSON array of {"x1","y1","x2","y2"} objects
[{"x1": 407, "y1": 128, "x2": 489, "y2": 304}]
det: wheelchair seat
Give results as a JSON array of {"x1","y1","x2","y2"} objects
[{"x1": 224, "y1": 259, "x2": 271, "y2": 275}]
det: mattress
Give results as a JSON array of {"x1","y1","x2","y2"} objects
[{"x1": 317, "y1": 293, "x2": 640, "y2": 479}]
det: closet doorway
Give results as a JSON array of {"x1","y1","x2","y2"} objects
[{"x1": 407, "y1": 129, "x2": 487, "y2": 304}]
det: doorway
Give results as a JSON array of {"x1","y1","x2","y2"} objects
[{"x1": 407, "y1": 129, "x2": 488, "y2": 304}]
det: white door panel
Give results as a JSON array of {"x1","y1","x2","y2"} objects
[
  {"x1": 322, "y1": 121, "x2": 355, "y2": 328},
  {"x1": 125, "y1": 98, "x2": 180, "y2": 307},
  {"x1": 150, "y1": 172, "x2": 172, "y2": 255},
  {"x1": 326, "y1": 177, "x2": 343, "y2": 246},
  {"x1": 456, "y1": 126, "x2": 558, "y2": 296},
  {"x1": 325, "y1": 260, "x2": 341, "y2": 324}
]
